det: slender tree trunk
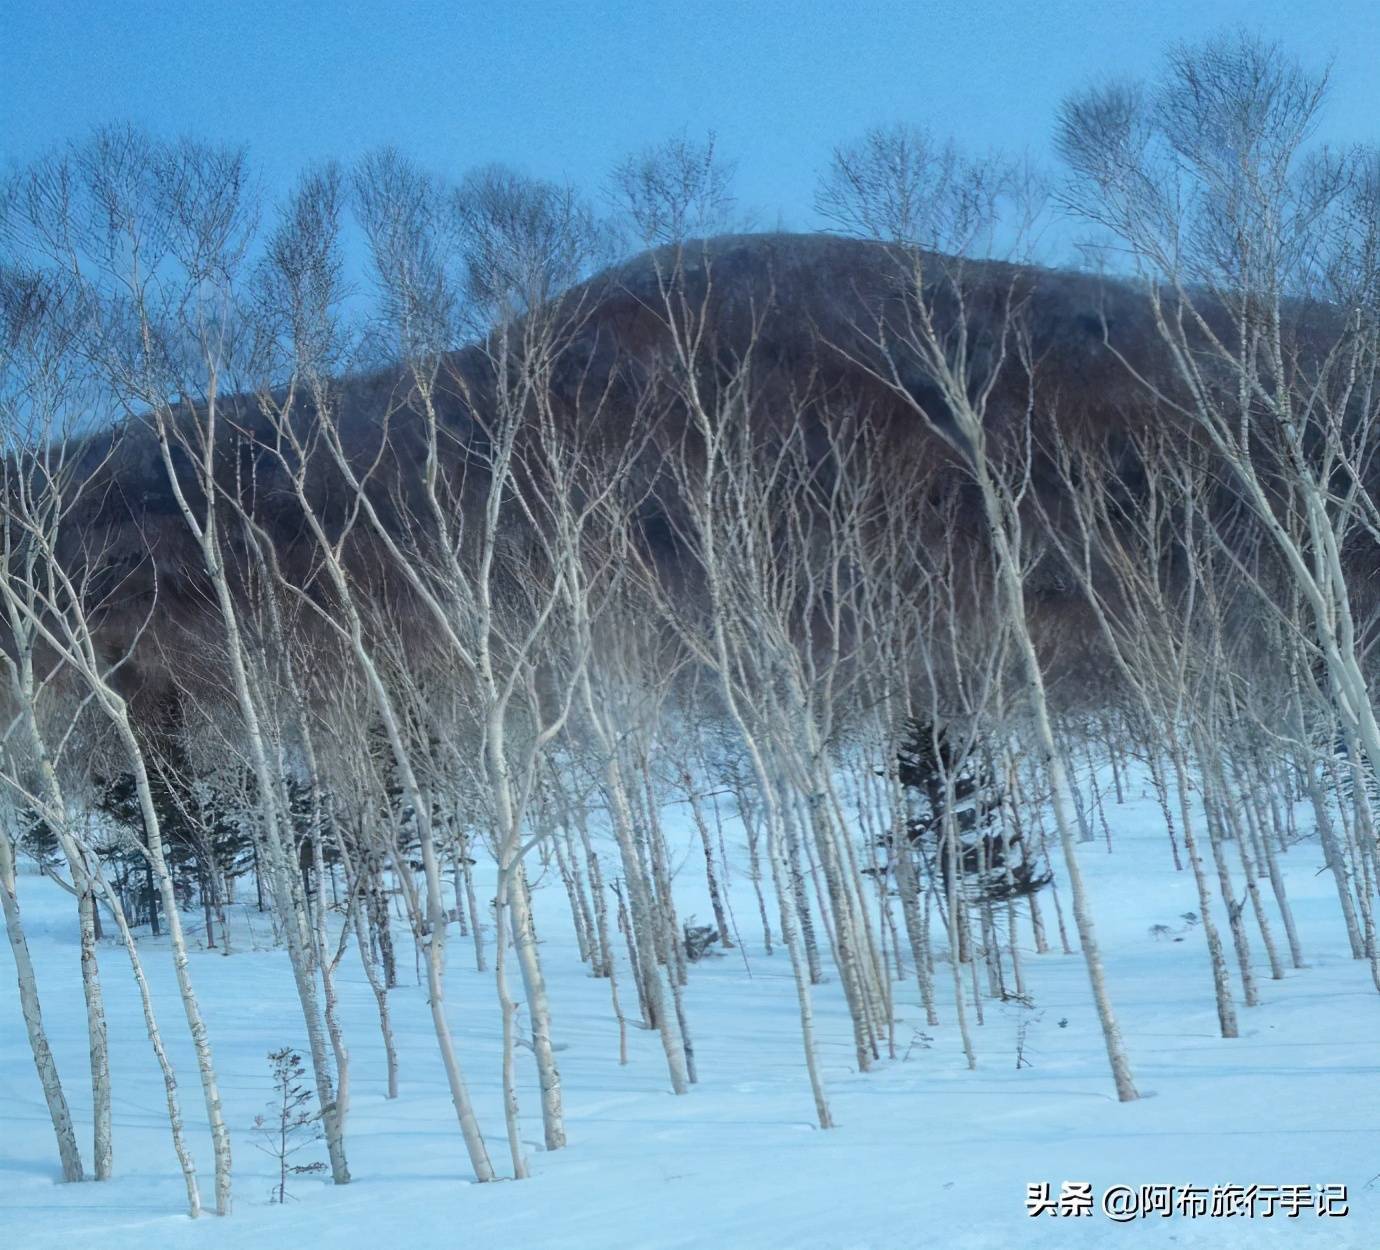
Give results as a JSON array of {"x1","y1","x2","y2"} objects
[
  {"x1": 124, "y1": 747, "x2": 234, "y2": 1213},
  {"x1": 599, "y1": 749, "x2": 689, "y2": 1093},
  {"x1": 1167, "y1": 738, "x2": 1239, "y2": 1037},
  {"x1": 351, "y1": 887, "x2": 398, "y2": 1098},
  {"x1": 91, "y1": 863, "x2": 202, "y2": 1216},
  {"x1": 77, "y1": 884, "x2": 112, "y2": 1179},
  {"x1": 943, "y1": 820, "x2": 977, "y2": 1070},
  {"x1": 1198, "y1": 771, "x2": 1260, "y2": 1008},
  {"x1": 507, "y1": 859, "x2": 568, "y2": 1142},
  {"x1": 493, "y1": 865, "x2": 527, "y2": 1179},
  {"x1": 986, "y1": 494, "x2": 1138, "y2": 1101},
  {"x1": 685, "y1": 776, "x2": 733, "y2": 948},
  {"x1": 0, "y1": 832, "x2": 83, "y2": 1182}
]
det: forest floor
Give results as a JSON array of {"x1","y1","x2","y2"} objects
[{"x1": 2, "y1": 772, "x2": 1379, "y2": 1249}]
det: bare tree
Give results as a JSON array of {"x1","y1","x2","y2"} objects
[
  {"x1": 1057, "y1": 33, "x2": 1380, "y2": 788},
  {"x1": 819, "y1": 123, "x2": 1139, "y2": 1100}
]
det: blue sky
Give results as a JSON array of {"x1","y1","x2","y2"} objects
[{"x1": 4, "y1": 0, "x2": 1379, "y2": 263}]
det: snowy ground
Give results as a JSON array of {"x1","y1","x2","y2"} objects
[{"x1": 3, "y1": 774, "x2": 1379, "y2": 1249}]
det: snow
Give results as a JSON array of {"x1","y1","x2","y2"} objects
[{"x1": 3, "y1": 772, "x2": 1379, "y2": 1248}]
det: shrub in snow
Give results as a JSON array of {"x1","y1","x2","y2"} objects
[
  {"x1": 253, "y1": 1047, "x2": 327, "y2": 1203},
  {"x1": 682, "y1": 918, "x2": 722, "y2": 962}
]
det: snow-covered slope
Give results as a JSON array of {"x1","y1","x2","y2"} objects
[{"x1": 2, "y1": 774, "x2": 1378, "y2": 1249}]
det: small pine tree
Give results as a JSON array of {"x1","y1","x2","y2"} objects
[
  {"x1": 18, "y1": 807, "x2": 62, "y2": 872},
  {"x1": 895, "y1": 717, "x2": 1050, "y2": 904},
  {"x1": 253, "y1": 1047, "x2": 326, "y2": 1203}
]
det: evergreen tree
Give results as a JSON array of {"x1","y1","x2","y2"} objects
[{"x1": 895, "y1": 718, "x2": 1049, "y2": 903}]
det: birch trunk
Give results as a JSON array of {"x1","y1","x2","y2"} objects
[{"x1": 0, "y1": 831, "x2": 83, "y2": 1182}]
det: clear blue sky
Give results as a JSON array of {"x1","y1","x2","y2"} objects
[{"x1": 4, "y1": 0, "x2": 1379, "y2": 260}]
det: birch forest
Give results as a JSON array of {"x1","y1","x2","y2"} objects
[{"x1": 3, "y1": 27, "x2": 1380, "y2": 1248}]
